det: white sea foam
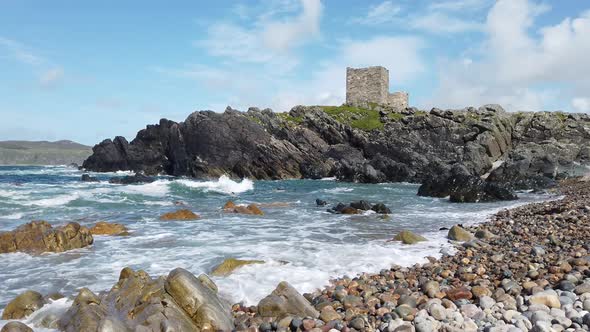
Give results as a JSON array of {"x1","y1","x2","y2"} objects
[
  {"x1": 321, "y1": 187, "x2": 354, "y2": 193},
  {"x1": 22, "y1": 194, "x2": 79, "y2": 207},
  {"x1": 1, "y1": 212, "x2": 23, "y2": 219},
  {"x1": 116, "y1": 180, "x2": 171, "y2": 197},
  {"x1": 176, "y1": 175, "x2": 254, "y2": 194}
]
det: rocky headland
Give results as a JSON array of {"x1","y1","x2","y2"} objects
[
  {"x1": 0, "y1": 140, "x2": 91, "y2": 166},
  {"x1": 82, "y1": 104, "x2": 590, "y2": 199},
  {"x1": 2, "y1": 177, "x2": 590, "y2": 331}
]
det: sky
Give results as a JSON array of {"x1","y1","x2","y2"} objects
[{"x1": 0, "y1": 0, "x2": 589, "y2": 145}]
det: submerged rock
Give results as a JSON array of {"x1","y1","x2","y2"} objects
[
  {"x1": 0, "y1": 221, "x2": 93, "y2": 254},
  {"x1": 159, "y1": 209, "x2": 200, "y2": 220},
  {"x1": 223, "y1": 201, "x2": 264, "y2": 215},
  {"x1": 328, "y1": 201, "x2": 391, "y2": 214},
  {"x1": 258, "y1": 281, "x2": 319, "y2": 318},
  {"x1": 1, "y1": 290, "x2": 45, "y2": 320},
  {"x1": 211, "y1": 258, "x2": 265, "y2": 276},
  {"x1": 392, "y1": 230, "x2": 427, "y2": 244},
  {"x1": 108, "y1": 173, "x2": 155, "y2": 184},
  {"x1": 80, "y1": 174, "x2": 98, "y2": 182},
  {"x1": 89, "y1": 221, "x2": 129, "y2": 236}
]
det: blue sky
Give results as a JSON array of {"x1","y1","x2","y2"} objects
[{"x1": 1, "y1": 0, "x2": 589, "y2": 145}]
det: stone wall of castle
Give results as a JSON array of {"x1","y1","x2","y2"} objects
[{"x1": 345, "y1": 66, "x2": 408, "y2": 109}]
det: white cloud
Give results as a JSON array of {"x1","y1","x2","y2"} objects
[
  {"x1": 409, "y1": 12, "x2": 482, "y2": 34},
  {"x1": 197, "y1": 0, "x2": 322, "y2": 65},
  {"x1": 428, "y1": 0, "x2": 492, "y2": 12},
  {"x1": 430, "y1": 0, "x2": 590, "y2": 112},
  {"x1": 573, "y1": 98, "x2": 590, "y2": 112},
  {"x1": 0, "y1": 36, "x2": 45, "y2": 66},
  {"x1": 354, "y1": 1, "x2": 401, "y2": 25},
  {"x1": 39, "y1": 67, "x2": 64, "y2": 87}
]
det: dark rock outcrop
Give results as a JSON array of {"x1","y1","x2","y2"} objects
[
  {"x1": 418, "y1": 165, "x2": 518, "y2": 203},
  {"x1": 80, "y1": 174, "x2": 98, "y2": 182},
  {"x1": 108, "y1": 173, "x2": 155, "y2": 184},
  {"x1": 83, "y1": 105, "x2": 590, "y2": 192},
  {"x1": 58, "y1": 267, "x2": 234, "y2": 332},
  {"x1": 0, "y1": 221, "x2": 93, "y2": 254}
]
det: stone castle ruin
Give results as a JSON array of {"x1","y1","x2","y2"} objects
[{"x1": 346, "y1": 66, "x2": 409, "y2": 109}]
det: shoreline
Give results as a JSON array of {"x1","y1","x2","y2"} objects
[
  {"x1": 231, "y1": 179, "x2": 590, "y2": 331},
  {"x1": 0, "y1": 179, "x2": 588, "y2": 331}
]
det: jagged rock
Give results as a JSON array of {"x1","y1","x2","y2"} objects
[
  {"x1": 89, "y1": 221, "x2": 129, "y2": 236},
  {"x1": 419, "y1": 164, "x2": 517, "y2": 203},
  {"x1": 59, "y1": 267, "x2": 234, "y2": 332},
  {"x1": 448, "y1": 225, "x2": 474, "y2": 241},
  {"x1": 211, "y1": 258, "x2": 265, "y2": 276},
  {"x1": 159, "y1": 209, "x2": 200, "y2": 220},
  {"x1": 0, "y1": 221, "x2": 93, "y2": 254},
  {"x1": 108, "y1": 173, "x2": 155, "y2": 184},
  {"x1": 82, "y1": 105, "x2": 590, "y2": 190},
  {"x1": 0, "y1": 322, "x2": 33, "y2": 332},
  {"x1": 1, "y1": 290, "x2": 45, "y2": 320},
  {"x1": 258, "y1": 281, "x2": 319, "y2": 318},
  {"x1": 392, "y1": 230, "x2": 427, "y2": 244}
]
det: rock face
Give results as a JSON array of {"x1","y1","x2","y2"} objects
[
  {"x1": 0, "y1": 221, "x2": 93, "y2": 254},
  {"x1": 58, "y1": 267, "x2": 233, "y2": 332},
  {"x1": 82, "y1": 105, "x2": 590, "y2": 191},
  {"x1": 1, "y1": 290, "x2": 45, "y2": 320},
  {"x1": 258, "y1": 281, "x2": 320, "y2": 319}
]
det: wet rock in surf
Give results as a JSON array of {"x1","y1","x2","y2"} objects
[
  {"x1": 1, "y1": 290, "x2": 45, "y2": 320},
  {"x1": 0, "y1": 221, "x2": 93, "y2": 254},
  {"x1": 80, "y1": 174, "x2": 98, "y2": 182},
  {"x1": 0, "y1": 322, "x2": 33, "y2": 332},
  {"x1": 159, "y1": 209, "x2": 200, "y2": 220},
  {"x1": 223, "y1": 200, "x2": 265, "y2": 215},
  {"x1": 58, "y1": 267, "x2": 234, "y2": 332},
  {"x1": 316, "y1": 198, "x2": 327, "y2": 206},
  {"x1": 211, "y1": 258, "x2": 265, "y2": 276},
  {"x1": 391, "y1": 230, "x2": 427, "y2": 244},
  {"x1": 258, "y1": 281, "x2": 319, "y2": 318},
  {"x1": 328, "y1": 201, "x2": 391, "y2": 214},
  {"x1": 89, "y1": 221, "x2": 129, "y2": 236},
  {"x1": 108, "y1": 173, "x2": 154, "y2": 184}
]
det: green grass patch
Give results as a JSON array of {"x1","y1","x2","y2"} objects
[
  {"x1": 388, "y1": 112, "x2": 404, "y2": 121},
  {"x1": 276, "y1": 112, "x2": 304, "y2": 125},
  {"x1": 320, "y1": 105, "x2": 385, "y2": 131}
]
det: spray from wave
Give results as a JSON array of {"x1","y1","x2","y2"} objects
[{"x1": 175, "y1": 175, "x2": 254, "y2": 195}]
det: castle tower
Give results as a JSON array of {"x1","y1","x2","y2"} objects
[{"x1": 345, "y1": 66, "x2": 408, "y2": 109}]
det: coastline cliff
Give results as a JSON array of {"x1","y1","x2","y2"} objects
[{"x1": 82, "y1": 105, "x2": 590, "y2": 190}]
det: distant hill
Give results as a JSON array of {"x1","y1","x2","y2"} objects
[{"x1": 0, "y1": 140, "x2": 92, "y2": 165}]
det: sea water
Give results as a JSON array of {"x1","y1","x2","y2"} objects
[{"x1": 0, "y1": 165, "x2": 553, "y2": 326}]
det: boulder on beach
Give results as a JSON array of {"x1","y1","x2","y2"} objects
[
  {"x1": 0, "y1": 322, "x2": 33, "y2": 332},
  {"x1": 448, "y1": 225, "x2": 473, "y2": 241},
  {"x1": 159, "y1": 209, "x2": 200, "y2": 220},
  {"x1": 59, "y1": 267, "x2": 234, "y2": 332},
  {"x1": 89, "y1": 221, "x2": 129, "y2": 236},
  {"x1": 0, "y1": 221, "x2": 93, "y2": 254},
  {"x1": 258, "y1": 281, "x2": 319, "y2": 319},
  {"x1": 223, "y1": 201, "x2": 264, "y2": 215},
  {"x1": 211, "y1": 258, "x2": 265, "y2": 276},
  {"x1": 1, "y1": 290, "x2": 45, "y2": 320},
  {"x1": 392, "y1": 230, "x2": 427, "y2": 244}
]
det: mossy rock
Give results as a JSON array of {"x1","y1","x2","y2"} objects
[
  {"x1": 1, "y1": 290, "x2": 45, "y2": 320},
  {"x1": 393, "y1": 230, "x2": 427, "y2": 244},
  {"x1": 211, "y1": 258, "x2": 265, "y2": 276},
  {"x1": 159, "y1": 209, "x2": 200, "y2": 221},
  {"x1": 89, "y1": 221, "x2": 129, "y2": 236}
]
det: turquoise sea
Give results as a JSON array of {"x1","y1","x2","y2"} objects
[{"x1": 0, "y1": 165, "x2": 553, "y2": 329}]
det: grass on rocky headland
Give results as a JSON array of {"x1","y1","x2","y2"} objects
[{"x1": 320, "y1": 105, "x2": 386, "y2": 131}]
